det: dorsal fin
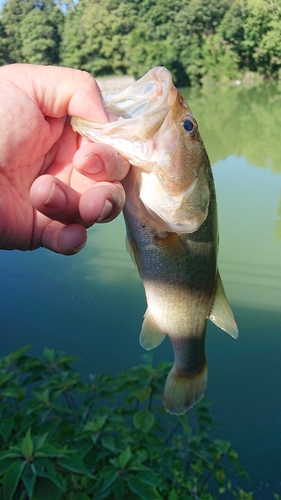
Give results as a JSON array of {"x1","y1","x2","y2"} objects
[{"x1": 208, "y1": 273, "x2": 238, "y2": 339}]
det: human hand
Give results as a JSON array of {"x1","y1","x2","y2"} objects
[{"x1": 0, "y1": 64, "x2": 130, "y2": 254}]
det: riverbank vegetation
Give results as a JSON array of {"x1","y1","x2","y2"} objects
[
  {"x1": 0, "y1": 0, "x2": 281, "y2": 86},
  {"x1": 0, "y1": 346, "x2": 255, "y2": 499}
]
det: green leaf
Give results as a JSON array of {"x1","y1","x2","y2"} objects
[
  {"x1": 9, "y1": 345, "x2": 32, "y2": 362},
  {"x1": 59, "y1": 455, "x2": 92, "y2": 476},
  {"x1": 33, "y1": 458, "x2": 63, "y2": 490},
  {"x1": 214, "y1": 466, "x2": 226, "y2": 485},
  {"x1": 33, "y1": 477, "x2": 62, "y2": 500},
  {"x1": 101, "y1": 435, "x2": 117, "y2": 452},
  {"x1": 0, "y1": 418, "x2": 15, "y2": 442},
  {"x1": 34, "y1": 444, "x2": 63, "y2": 458},
  {"x1": 214, "y1": 439, "x2": 231, "y2": 455},
  {"x1": 0, "y1": 459, "x2": 17, "y2": 475},
  {"x1": 21, "y1": 428, "x2": 34, "y2": 458},
  {"x1": 43, "y1": 348, "x2": 55, "y2": 363},
  {"x1": 111, "y1": 477, "x2": 126, "y2": 500},
  {"x1": 96, "y1": 468, "x2": 119, "y2": 494},
  {"x1": 2, "y1": 460, "x2": 25, "y2": 500},
  {"x1": 21, "y1": 464, "x2": 37, "y2": 499},
  {"x1": 168, "y1": 489, "x2": 179, "y2": 500},
  {"x1": 84, "y1": 414, "x2": 108, "y2": 433},
  {"x1": 118, "y1": 446, "x2": 132, "y2": 469},
  {"x1": 191, "y1": 460, "x2": 203, "y2": 475},
  {"x1": 131, "y1": 468, "x2": 161, "y2": 488},
  {"x1": 34, "y1": 432, "x2": 49, "y2": 451},
  {"x1": 133, "y1": 410, "x2": 155, "y2": 433},
  {"x1": 0, "y1": 451, "x2": 22, "y2": 460},
  {"x1": 58, "y1": 355, "x2": 77, "y2": 365},
  {"x1": 125, "y1": 476, "x2": 162, "y2": 500}
]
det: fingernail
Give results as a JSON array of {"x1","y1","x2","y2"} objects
[
  {"x1": 78, "y1": 154, "x2": 103, "y2": 174},
  {"x1": 74, "y1": 241, "x2": 87, "y2": 253},
  {"x1": 97, "y1": 199, "x2": 113, "y2": 222},
  {"x1": 44, "y1": 182, "x2": 66, "y2": 209}
]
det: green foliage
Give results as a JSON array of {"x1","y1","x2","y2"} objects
[
  {"x1": 1, "y1": 0, "x2": 64, "y2": 65},
  {"x1": 61, "y1": 0, "x2": 135, "y2": 75},
  {"x1": 19, "y1": 2, "x2": 64, "y2": 65},
  {"x1": 1, "y1": 0, "x2": 281, "y2": 85},
  {"x1": 0, "y1": 346, "x2": 254, "y2": 499},
  {"x1": 0, "y1": 0, "x2": 34, "y2": 63}
]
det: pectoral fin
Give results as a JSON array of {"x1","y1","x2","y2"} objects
[
  {"x1": 125, "y1": 235, "x2": 137, "y2": 266},
  {"x1": 208, "y1": 273, "x2": 238, "y2": 339},
  {"x1": 140, "y1": 309, "x2": 166, "y2": 350},
  {"x1": 125, "y1": 234, "x2": 144, "y2": 274}
]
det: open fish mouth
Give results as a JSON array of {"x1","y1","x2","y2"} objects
[
  {"x1": 71, "y1": 67, "x2": 174, "y2": 163},
  {"x1": 104, "y1": 67, "x2": 173, "y2": 121}
]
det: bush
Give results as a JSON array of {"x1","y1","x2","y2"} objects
[{"x1": 0, "y1": 346, "x2": 253, "y2": 499}]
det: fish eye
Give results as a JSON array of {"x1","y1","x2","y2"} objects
[{"x1": 182, "y1": 116, "x2": 197, "y2": 137}]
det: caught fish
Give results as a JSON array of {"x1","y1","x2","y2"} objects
[{"x1": 71, "y1": 66, "x2": 238, "y2": 415}]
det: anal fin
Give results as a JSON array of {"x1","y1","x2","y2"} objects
[
  {"x1": 140, "y1": 309, "x2": 166, "y2": 350},
  {"x1": 209, "y1": 272, "x2": 238, "y2": 339}
]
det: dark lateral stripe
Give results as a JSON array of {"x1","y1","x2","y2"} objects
[{"x1": 171, "y1": 334, "x2": 206, "y2": 375}]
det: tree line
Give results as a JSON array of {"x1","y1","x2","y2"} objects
[{"x1": 0, "y1": 0, "x2": 281, "y2": 86}]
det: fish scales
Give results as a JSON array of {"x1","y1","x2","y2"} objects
[
  {"x1": 122, "y1": 165, "x2": 217, "y2": 414},
  {"x1": 71, "y1": 66, "x2": 238, "y2": 414}
]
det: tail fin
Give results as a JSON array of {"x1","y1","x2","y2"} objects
[{"x1": 162, "y1": 363, "x2": 208, "y2": 415}]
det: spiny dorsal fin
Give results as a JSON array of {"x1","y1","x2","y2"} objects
[
  {"x1": 140, "y1": 309, "x2": 166, "y2": 350},
  {"x1": 208, "y1": 272, "x2": 238, "y2": 339}
]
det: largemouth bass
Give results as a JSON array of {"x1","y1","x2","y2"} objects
[{"x1": 71, "y1": 66, "x2": 238, "y2": 415}]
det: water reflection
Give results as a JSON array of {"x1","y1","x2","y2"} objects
[
  {"x1": 214, "y1": 156, "x2": 281, "y2": 312},
  {"x1": 184, "y1": 82, "x2": 281, "y2": 173},
  {"x1": 0, "y1": 82, "x2": 281, "y2": 497},
  {"x1": 70, "y1": 218, "x2": 135, "y2": 284},
  {"x1": 275, "y1": 194, "x2": 281, "y2": 239}
]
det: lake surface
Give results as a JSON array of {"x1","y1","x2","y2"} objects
[{"x1": 1, "y1": 82, "x2": 281, "y2": 498}]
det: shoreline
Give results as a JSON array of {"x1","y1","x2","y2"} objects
[{"x1": 95, "y1": 75, "x2": 135, "y2": 96}]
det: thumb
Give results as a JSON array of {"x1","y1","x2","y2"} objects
[{"x1": 3, "y1": 64, "x2": 108, "y2": 122}]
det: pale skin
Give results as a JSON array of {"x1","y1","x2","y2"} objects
[{"x1": 0, "y1": 64, "x2": 130, "y2": 254}]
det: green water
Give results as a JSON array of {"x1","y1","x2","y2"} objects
[{"x1": 1, "y1": 82, "x2": 281, "y2": 497}]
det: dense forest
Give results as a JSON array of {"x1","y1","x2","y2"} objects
[{"x1": 0, "y1": 0, "x2": 281, "y2": 86}]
